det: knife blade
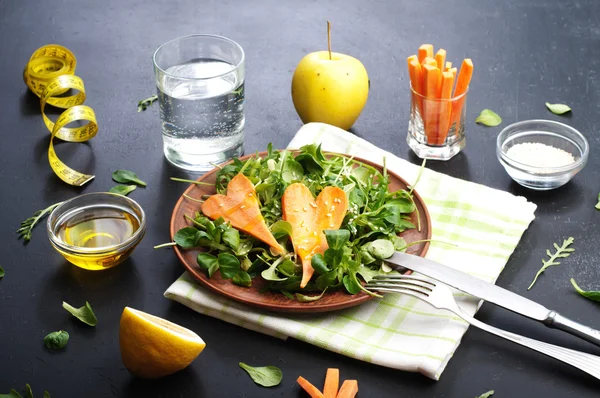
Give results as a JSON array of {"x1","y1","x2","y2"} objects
[
  {"x1": 387, "y1": 252, "x2": 600, "y2": 347},
  {"x1": 387, "y1": 251, "x2": 552, "y2": 320}
]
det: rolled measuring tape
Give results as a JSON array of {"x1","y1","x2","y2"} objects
[{"x1": 23, "y1": 45, "x2": 98, "y2": 186}]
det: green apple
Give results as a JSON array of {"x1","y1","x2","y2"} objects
[{"x1": 291, "y1": 51, "x2": 369, "y2": 130}]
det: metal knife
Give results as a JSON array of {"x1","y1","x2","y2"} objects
[{"x1": 386, "y1": 251, "x2": 600, "y2": 347}]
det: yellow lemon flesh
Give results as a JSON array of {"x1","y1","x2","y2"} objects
[{"x1": 119, "y1": 307, "x2": 206, "y2": 379}]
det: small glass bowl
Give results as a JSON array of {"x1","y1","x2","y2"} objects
[
  {"x1": 47, "y1": 192, "x2": 146, "y2": 270},
  {"x1": 496, "y1": 120, "x2": 589, "y2": 190}
]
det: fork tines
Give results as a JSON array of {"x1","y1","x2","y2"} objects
[{"x1": 366, "y1": 274, "x2": 436, "y2": 296}]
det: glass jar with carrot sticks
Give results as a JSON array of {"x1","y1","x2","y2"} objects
[{"x1": 406, "y1": 44, "x2": 473, "y2": 160}]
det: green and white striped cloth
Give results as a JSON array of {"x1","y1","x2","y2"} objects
[{"x1": 164, "y1": 122, "x2": 537, "y2": 380}]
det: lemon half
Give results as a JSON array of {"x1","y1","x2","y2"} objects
[{"x1": 119, "y1": 307, "x2": 206, "y2": 379}]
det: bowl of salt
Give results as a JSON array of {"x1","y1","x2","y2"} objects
[{"x1": 496, "y1": 119, "x2": 589, "y2": 190}]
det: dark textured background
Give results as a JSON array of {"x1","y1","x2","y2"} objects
[{"x1": 2, "y1": 0, "x2": 600, "y2": 396}]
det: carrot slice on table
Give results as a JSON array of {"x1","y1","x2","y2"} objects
[
  {"x1": 297, "y1": 376, "x2": 325, "y2": 398},
  {"x1": 418, "y1": 44, "x2": 433, "y2": 63},
  {"x1": 202, "y1": 174, "x2": 284, "y2": 254},
  {"x1": 445, "y1": 61, "x2": 452, "y2": 70},
  {"x1": 323, "y1": 368, "x2": 340, "y2": 398},
  {"x1": 449, "y1": 58, "x2": 473, "y2": 133},
  {"x1": 437, "y1": 71, "x2": 456, "y2": 144},
  {"x1": 422, "y1": 64, "x2": 441, "y2": 144},
  {"x1": 336, "y1": 380, "x2": 358, "y2": 398},
  {"x1": 435, "y1": 48, "x2": 446, "y2": 71},
  {"x1": 282, "y1": 184, "x2": 348, "y2": 288}
]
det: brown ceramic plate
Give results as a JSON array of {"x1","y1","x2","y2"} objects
[{"x1": 170, "y1": 152, "x2": 431, "y2": 313}]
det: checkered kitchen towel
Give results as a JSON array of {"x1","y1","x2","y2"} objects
[{"x1": 165, "y1": 122, "x2": 536, "y2": 380}]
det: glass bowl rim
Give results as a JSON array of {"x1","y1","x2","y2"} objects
[
  {"x1": 46, "y1": 192, "x2": 147, "y2": 255},
  {"x1": 496, "y1": 119, "x2": 589, "y2": 175}
]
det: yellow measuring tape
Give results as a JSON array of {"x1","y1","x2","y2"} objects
[{"x1": 23, "y1": 45, "x2": 98, "y2": 186}]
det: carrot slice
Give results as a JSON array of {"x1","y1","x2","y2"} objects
[
  {"x1": 437, "y1": 71, "x2": 455, "y2": 144},
  {"x1": 449, "y1": 58, "x2": 473, "y2": 134},
  {"x1": 202, "y1": 174, "x2": 284, "y2": 254},
  {"x1": 297, "y1": 376, "x2": 325, "y2": 398},
  {"x1": 435, "y1": 49, "x2": 446, "y2": 71},
  {"x1": 422, "y1": 64, "x2": 441, "y2": 144},
  {"x1": 445, "y1": 61, "x2": 452, "y2": 70},
  {"x1": 282, "y1": 184, "x2": 348, "y2": 288},
  {"x1": 418, "y1": 44, "x2": 433, "y2": 63},
  {"x1": 323, "y1": 368, "x2": 340, "y2": 398},
  {"x1": 336, "y1": 380, "x2": 358, "y2": 398}
]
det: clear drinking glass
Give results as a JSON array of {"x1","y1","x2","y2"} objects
[
  {"x1": 153, "y1": 34, "x2": 245, "y2": 171},
  {"x1": 407, "y1": 86, "x2": 468, "y2": 160}
]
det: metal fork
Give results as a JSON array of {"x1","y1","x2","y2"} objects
[{"x1": 366, "y1": 274, "x2": 600, "y2": 380}]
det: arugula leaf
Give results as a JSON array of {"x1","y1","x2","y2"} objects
[
  {"x1": 137, "y1": 95, "x2": 158, "y2": 112},
  {"x1": 475, "y1": 391, "x2": 494, "y2": 398},
  {"x1": 570, "y1": 278, "x2": 600, "y2": 302},
  {"x1": 0, "y1": 389, "x2": 22, "y2": 398},
  {"x1": 238, "y1": 362, "x2": 283, "y2": 387},
  {"x1": 44, "y1": 330, "x2": 69, "y2": 350},
  {"x1": 546, "y1": 102, "x2": 571, "y2": 115},
  {"x1": 233, "y1": 271, "x2": 252, "y2": 287},
  {"x1": 112, "y1": 170, "x2": 147, "y2": 186},
  {"x1": 218, "y1": 253, "x2": 241, "y2": 279},
  {"x1": 475, "y1": 109, "x2": 502, "y2": 127},
  {"x1": 17, "y1": 201, "x2": 63, "y2": 243},
  {"x1": 528, "y1": 237, "x2": 575, "y2": 290},
  {"x1": 62, "y1": 301, "x2": 98, "y2": 326},
  {"x1": 0, "y1": 266, "x2": 4, "y2": 279},
  {"x1": 109, "y1": 185, "x2": 136, "y2": 196},
  {"x1": 296, "y1": 288, "x2": 327, "y2": 302}
]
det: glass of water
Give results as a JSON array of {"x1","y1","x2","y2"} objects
[{"x1": 153, "y1": 34, "x2": 245, "y2": 171}]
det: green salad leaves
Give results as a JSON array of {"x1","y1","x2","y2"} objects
[
  {"x1": 62, "y1": 301, "x2": 98, "y2": 326},
  {"x1": 173, "y1": 144, "x2": 420, "y2": 301}
]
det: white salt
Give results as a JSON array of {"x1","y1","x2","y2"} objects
[{"x1": 506, "y1": 142, "x2": 575, "y2": 168}]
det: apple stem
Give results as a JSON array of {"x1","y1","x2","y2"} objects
[{"x1": 327, "y1": 20, "x2": 332, "y2": 60}]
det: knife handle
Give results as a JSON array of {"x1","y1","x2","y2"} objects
[{"x1": 544, "y1": 311, "x2": 600, "y2": 347}]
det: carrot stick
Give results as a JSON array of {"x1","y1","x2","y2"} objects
[
  {"x1": 418, "y1": 44, "x2": 433, "y2": 63},
  {"x1": 435, "y1": 49, "x2": 446, "y2": 71},
  {"x1": 323, "y1": 369, "x2": 339, "y2": 398},
  {"x1": 422, "y1": 64, "x2": 441, "y2": 144},
  {"x1": 408, "y1": 58, "x2": 424, "y2": 117},
  {"x1": 298, "y1": 376, "x2": 325, "y2": 398},
  {"x1": 422, "y1": 56, "x2": 437, "y2": 67},
  {"x1": 336, "y1": 380, "x2": 358, "y2": 398},
  {"x1": 449, "y1": 58, "x2": 473, "y2": 134},
  {"x1": 437, "y1": 71, "x2": 455, "y2": 144},
  {"x1": 445, "y1": 61, "x2": 452, "y2": 70},
  {"x1": 449, "y1": 67, "x2": 457, "y2": 80}
]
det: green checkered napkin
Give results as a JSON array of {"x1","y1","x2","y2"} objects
[{"x1": 164, "y1": 122, "x2": 537, "y2": 380}]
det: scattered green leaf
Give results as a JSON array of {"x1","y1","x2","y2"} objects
[
  {"x1": 528, "y1": 237, "x2": 575, "y2": 290},
  {"x1": 475, "y1": 391, "x2": 494, "y2": 398},
  {"x1": 238, "y1": 362, "x2": 283, "y2": 387},
  {"x1": 545, "y1": 102, "x2": 571, "y2": 115},
  {"x1": 108, "y1": 185, "x2": 136, "y2": 196},
  {"x1": 25, "y1": 385, "x2": 33, "y2": 398},
  {"x1": 44, "y1": 330, "x2": 69, "y2": 350},
  {"x1": 137, "y1": 95, "x2": 158, "y2": 112},
  {"x1": 0, "y1": 389, "x2": 22, "y2": 398},
  {"x1": 475, "y1": 109, "x2": 502, "y2": 127},
  {"x1": 43, "y1": 393, "x2": 51, "y2": 398},
  {"x1": 595, "y1": 193, "x2": 600, "y2": 210},
  {"x1": 0, "y1": 266, "x2": 4, "y2": 279},
  {"x1": 112, "y1": 170, "x2": 146, "y2": 187},
  {"x1": 62, "y1": 301, "x2": 98, "y2": 326},
  {"x1": 17, "y1": 202, "x2": 63, "y2": 243},
  {"x1": 570, "y1": 278, "x2": 600, "y2": 302}
]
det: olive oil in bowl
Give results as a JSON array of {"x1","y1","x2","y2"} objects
[{"x1": 47, "y1": 193, "x2": 146, "y2": 270}]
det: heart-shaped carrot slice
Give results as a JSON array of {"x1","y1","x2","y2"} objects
[
  {"x1": 282, "y1": 183, "x2": 348, "y2": 288},
  {"x1": 202, "y1": 174, "x2": 284, "y2": 254}
]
